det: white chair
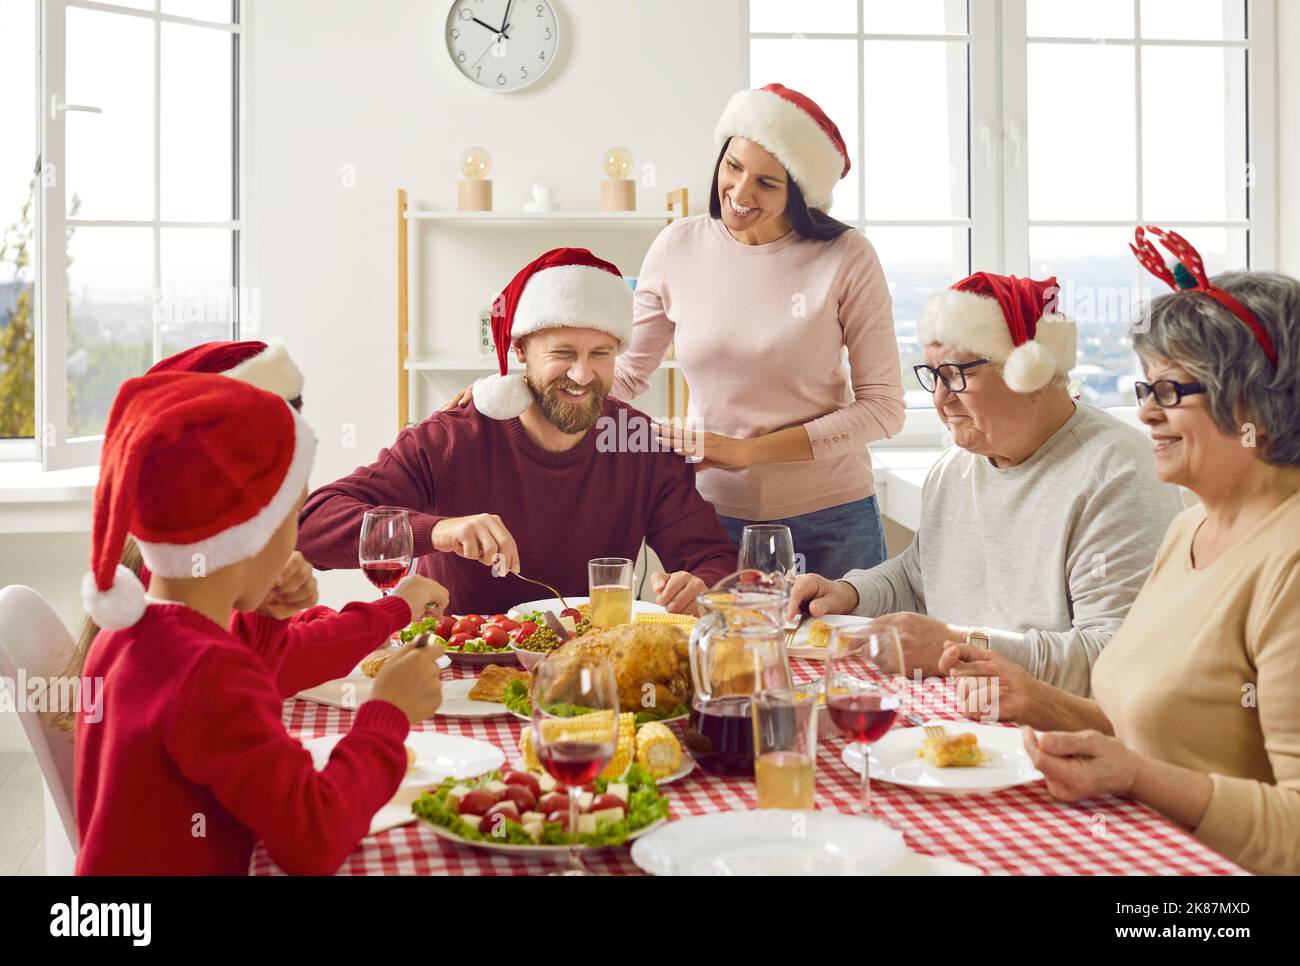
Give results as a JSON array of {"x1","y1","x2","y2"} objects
[{"x1": 0, "y1": 584, "x2": 80, "y2": 874}]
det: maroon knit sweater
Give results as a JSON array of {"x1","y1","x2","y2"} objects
[{"x1": 297, "y1": 398, "x2": 737, "y2": 615}]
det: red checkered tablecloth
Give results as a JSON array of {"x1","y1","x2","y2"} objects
[{"x1": 249, "y1": 660, "x2": 1246, "y2": 876}]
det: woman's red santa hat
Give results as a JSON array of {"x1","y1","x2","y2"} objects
[
  {"x1": 917, "y1": 272, "x2": 1077, "y2": 393},
  {"x1": 148, "y1": 337, "x2": 305, "y2": 404},
  {"x1": 471, "y1": 247, "x2": 633, "y2": 420},
  {"x1": 81, "y1": 372, "x2": 317, "y2": 630},
  {"x1": 714, "y1": 82, "x2": 851, "y2": 211}
]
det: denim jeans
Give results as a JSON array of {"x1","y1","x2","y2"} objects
[{"x1": 718, "y1": 495, "x2": 887, "y2": 580}]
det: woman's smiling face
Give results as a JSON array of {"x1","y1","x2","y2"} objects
[{"x1": 716, "y1": 137, "x2": 790, "y2": 235}]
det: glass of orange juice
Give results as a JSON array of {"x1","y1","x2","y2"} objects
[
  {"x1": 587, "y1": 557, "x2": 634, "y2": 628},
  {"x1": 752, "y1": 688, "x2": 818, "y2": 809}
]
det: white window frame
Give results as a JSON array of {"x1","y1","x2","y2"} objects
[
  {"x1": 745, "y1": 0, "x2": 1276, "y2": 448},
  {"x1": 34, "y1": 0, "x2": 243, "y2": 470}
]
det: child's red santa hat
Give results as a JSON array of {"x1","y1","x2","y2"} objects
[
  {"x1": 147, "y1": 337, "x2": 305, "y2": 404},
  {"x1": 714, "y1": 82, "x2": 851, "y2": 212},
  {"x1": 917, "y1": 272, "x2": 1077, "y2": 393},
  {"x1": 81, "y1": 372, "x2": 317, "y2": 630},
  {"x1": 471, "y1": 247, "x2": 633, "y2": 420}
]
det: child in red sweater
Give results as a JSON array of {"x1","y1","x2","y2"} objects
[{"x1": 76, "y1": 371, "x2": 448, "y2": 875}]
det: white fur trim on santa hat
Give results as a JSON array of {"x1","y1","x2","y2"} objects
[
  {"x1": 222, "y1": 337, "x2": 305, "y2": 401},
  {"x1": 134, "y1": 405, "x2": 317, "y2": 579},
  {"x1": 715, "y1": 88, "x2": 845, "y2": 211},
  {"x1": 511, "y1": 264, "x2": 634, "y2": 348},
  {"x1": 472, "y1": 373, "x2": 534, "y2": 420},
  {"x1": 916, "y1": 289, "x2": 1077, "y2": 394},
  {"x1": 81, "y1": 564, "x2": 147, "y2": 631}
]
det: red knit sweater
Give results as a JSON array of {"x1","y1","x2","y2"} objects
[
  {"x1": 298, "y1": 398, "x2": 738, "y2": 615},
  {"x1": 75, "y1": 596, "x2": 412, "y2": 875}
]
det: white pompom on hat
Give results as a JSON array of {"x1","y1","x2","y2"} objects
[
  {"x1": 714, "y1": 82, "x2": 851, "y2": 211},
  {"x1": 82, "y1": 372, "x2": 317, "y2": 630},
  {"x1": 471, "y1": 247, "x2": 633, "y2": 420},
  {"x1": 916, "y1": 272, "x2": 1077, "y2": 393}
]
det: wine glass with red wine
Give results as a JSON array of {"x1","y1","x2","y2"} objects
[
  {"x1": 531, "y1": 656, "x2": 619, "y2": 876},
  {"x1": 824, "y1": 623, "x2": 904, "y2": 819},
  {"x1": 359, "y1": 508, "x2": 413, "y2": 602}
]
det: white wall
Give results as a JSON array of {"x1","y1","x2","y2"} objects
[
  {"x1": 243, "y1": 0, "x2": 748, "y2": 609},
  {"x1": 1278, "y1": 0, "x2": 1300, "y2": 275}
]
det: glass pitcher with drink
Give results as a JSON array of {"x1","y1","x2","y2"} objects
[{"x1": 684, "y1": 571, "x2": 792, "y2": 776}]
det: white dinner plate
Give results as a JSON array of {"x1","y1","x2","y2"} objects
[
  {"x1": 295, "y1": 654, "x2": 451, "y2": 713},
  {"x1": 841, "y1": 722, "x2": 1043, "y2": 795},
  {"x1": 510, "y1": 596, "x2": 667, "y2": 619},
  {"x1": 786, "y1": 614, "x2": 874, "y2": 660},
  {"x1": 435, "y1": 678, "x2": 513, "y2": 718},
  {"x1": 630, "y1": 810, "x2": 905, "y2": 876},
  {"x1": 301, "y1": 731, "x2": 504, "y2": 835}
]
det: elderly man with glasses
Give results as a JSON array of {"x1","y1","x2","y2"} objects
[{"x1": 789, "y1": 272, "x2": 1184, "y2": 696}]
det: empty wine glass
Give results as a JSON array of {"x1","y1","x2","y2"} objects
[{"x1": 738, "y1": 524, "x2": 797, "y2": 583}]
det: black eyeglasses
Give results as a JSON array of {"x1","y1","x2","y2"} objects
[
  {"x1": 1134, "y1": 379, "x2": 1207, "y2": 407},
  {"x1": 913, "y1": 359, "x2": 990, "y2": 394}
]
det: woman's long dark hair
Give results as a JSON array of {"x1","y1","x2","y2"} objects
[{"x1": 708, "y1": 137, "x2": 853, "y2": 242}]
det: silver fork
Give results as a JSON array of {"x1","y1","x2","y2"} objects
[{"x1": 923, "y1": 723, "x2": 946, "y2": 740}]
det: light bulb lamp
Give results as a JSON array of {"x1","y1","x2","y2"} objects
[
  {"x1": 457, "y1": 146, "x2": 493, "y2": 211},
  {"x1": 600, "y1": 146, "x2": 636, "y2": 211}
]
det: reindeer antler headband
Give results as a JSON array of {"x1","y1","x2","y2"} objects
[{"x1": 1130, "y1": 225, "x2": 1277, "y2": 367}]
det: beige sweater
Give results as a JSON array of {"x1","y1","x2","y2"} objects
[
  {"x1": 612, "y1": 215, "x2": 905, "y2": 520},
  {"x1": 1091, "y1": 489, "x2": 1300, "y2": 875}
]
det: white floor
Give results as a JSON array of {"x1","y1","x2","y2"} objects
[{"x1": 0, "y1": 753, "x2": 45, "y2": 875}]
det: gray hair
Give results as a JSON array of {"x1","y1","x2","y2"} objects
[{"x1": 1132, "y1": 271, "x2": 1300, "y2": 467}]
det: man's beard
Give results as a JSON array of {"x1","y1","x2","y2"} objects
[{"x1": 527, "y1": 373, "x2": 609, "y2": 434}]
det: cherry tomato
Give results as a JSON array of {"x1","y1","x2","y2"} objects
[
  {"x1": 502, "y1": 771, "x2": 542, "y2": 796},
  {"x1": 434, "y1": 616, "x2": 456, "y2": 639},
  {"x1": 491, "y1": 615, "x2": 521, "y2": 632},
  {"x1": 447, "y1": 633, "x2": 472, "y2": 648},
  {"x1": 514, "y1": 621, "x2": 537, "y2": 641},
  {"x1": 456, "y1": 790, "x2": 497, "y2": 816},
  {"x1": 590, "y1": 793, "x2": 626, "y2": 815},
  {"x1": 462, "y1": 614, "x2": 485, "y2": 626},
  {"x1": 500, "y1": 785, "x2": 537, "y2": 812},
  {"x1": 480, "y1": 625, "x2": 509, "y2": 648},
  {"x1": 484, "y1": 801, "x2": 520, "y2": 825},
  {"x1": 451, "y1": 618, "x2": 480, "y2": 637},
  {"x1": 560, "y1": 607, "x2": 583, "y2": 622},
  {"x1": 537, "y1": 792, "x2": 570, "y2": 815},
  {"x1": 544, "y1": 810, "x2": 570, "y2": 825}
]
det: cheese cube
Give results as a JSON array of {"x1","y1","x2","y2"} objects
[
  {"x1": 460, "y1": 814, "x2": 482, "y2": 831},
  {"x1": 537, "y1": 774, "x2": 557, "y2": 793},
  {"x1": 559, "y1": 615, "x2": 577, "y2": 633},
  {"x1": 576, "y1": 813, "x2": 598, "y2": 835},
  {"x1": 521, "y1": 811, "x2": 545, "y2": 825},
  {"x1": 447, "y1": 785, "x2": 473, "y2": 807},
  {"x1": 605, "y1": 782, "x2": 629, "y2": 803},
  {"x1": 523, "y1": 821, "x2": 543, "y2": 842},
  {"x1": 576, "y1": 790, "x2": 594, "y2": 811},
  {"x1": 484, "y1": 780, "x2": 508, "y2": 795},
  {"x1": 591, "y1": 806, "x2": 624, "y2": 825}
]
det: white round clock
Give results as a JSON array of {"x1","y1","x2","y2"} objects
[{"x1": 445, "y1": 0, "x2": 560, "y2": 92}]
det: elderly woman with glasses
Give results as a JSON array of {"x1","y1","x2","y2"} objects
[
  {"x1": 789, "y1": 271, "x2": 1184, "y2": 695},
  {"x1": 940, "y1": 230, "x2": 1300, "y2": 875}
]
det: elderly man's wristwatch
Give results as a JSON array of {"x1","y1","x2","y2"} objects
[{"x1": 965, "y1": 627, "x2": 991, "y2": 647}]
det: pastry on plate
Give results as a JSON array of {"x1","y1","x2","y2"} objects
[
  {"x1": 916, "y1": 731, "x2": 989, "y2": 767},
  {"x1": 405, "y1": 744, "x2": 417, "y2": 773},
  {"x1": 360, "y1": 647, "x2": 394, "y2": 679},
  {"x1": 806, "y1": 620, "x2": 833, "y2": 647},
  {"x1": 468, "y1": 664, "x2": 531, "y2": 703}
]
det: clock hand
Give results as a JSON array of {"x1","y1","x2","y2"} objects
[
  {"x1": 498, "y1": 0, "x2": 514, "y2": 34},
  {"x1": 471, "y1": 16, "x2": 499, "y2": 33},
  {"x1": 472, "y1": 36, "x2": 499, "y2": 69}
]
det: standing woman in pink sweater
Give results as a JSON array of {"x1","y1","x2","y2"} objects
[{"x1": 613, "y1": 84, "x2": 905, "y2": 577}]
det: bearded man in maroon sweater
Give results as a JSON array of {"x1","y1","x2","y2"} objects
[{"x1": 298, "y1": 248, "x2": 737, "y2": 616}]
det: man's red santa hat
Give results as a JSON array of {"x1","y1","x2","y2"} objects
[
  {"x1": 471, "y1": 247, "x2": 633, "y2": 420},
  {"x1": 917, "y1": 272, "x2": 1077, "y2": 393},
  {"x1": 148, "y1": 338, "x2": 305, "y2": 404},
  {"x1": 81, "y1": 372, "x2": 316, "y2": 630},
  {"x1": 714, "y1": 82, "x2": 851, "y2": 211}
]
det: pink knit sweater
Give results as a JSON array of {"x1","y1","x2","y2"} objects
[{"x1": 612, "y1": 215, "x2": 905, "y2": 520}]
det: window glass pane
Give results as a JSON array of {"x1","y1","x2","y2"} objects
[
  {"x1": 1140, "y1": 0, "x2": 1244, "y2": 40},
  {"x1": 749, "y1": 39, "x2": 859, "y2": 222},
  {"x1": 161, "y1": 22, "x2": 233, "y2": 221},
  {"x1": 66, "y1": 6, "x2": 154, "y2": 220},
  {"x1": 864, "y1": 41, "x2": 968, "y2": 219},
  {"x1": 1027, "y1": 43, "x2": 1135, "y2": 220},
  {"x1": 749, "y1": 0, "x2": 855, "y2": 34},
  {"x1": 868, "y1": 225, "x2": 969, "y2": 408},
  {"x1": 863, "y1": 0, "x2": 967, "y2": 34},
  {"x1": 159, "y1": 228, "x2": 233, "y2": 354},
  {"x1": 66, "y1": 227, "x2": 153, "y2": 438},
  {"x1": 1141, "y1": 46, "x2": 1246, "y2": 222},
  {"x1": 162, "y1": 0, "x2": 233, "y2": 23},
  {"x1": 1, "y1": 0, "x2": 37, "y2": 438},
  {"x1": 1026, "y1": 0, "x2": 1134, "y2": 38}
]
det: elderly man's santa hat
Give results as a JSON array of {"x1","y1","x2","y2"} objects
[
  {"x1": 148, "y1": 338, "x2": 305, "y2": 404},
  {"x1": 471, "y1": 247, "x2": 633, "y2": 420},
  {"x1": 714, "y1": 83, "x2": 851, "y2": 211},
  {"x1": 81, "y1": 372, "x2": 316, "y2": 630},
  {"x1": 917, "y1": 272, "x2": 1077, "y2": 393}
]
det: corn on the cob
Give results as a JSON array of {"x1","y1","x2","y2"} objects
[
  {"x1": 635, "y1": 721, "x2": 683, "y2": 778},
  {"x1": 633, "y1": 612, "x2": 697, "y2": 632},
  {"x1": 519, "y1": 711, "x2": 635, "y2": 780}
]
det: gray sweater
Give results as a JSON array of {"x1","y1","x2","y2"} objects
[{"x1": 843, "y1": 403, "x2": 1185, "y2": 696}]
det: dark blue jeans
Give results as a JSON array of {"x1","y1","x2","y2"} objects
[{"x1": 718, "y1": 495, "x2": 887, "y2": 579}]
